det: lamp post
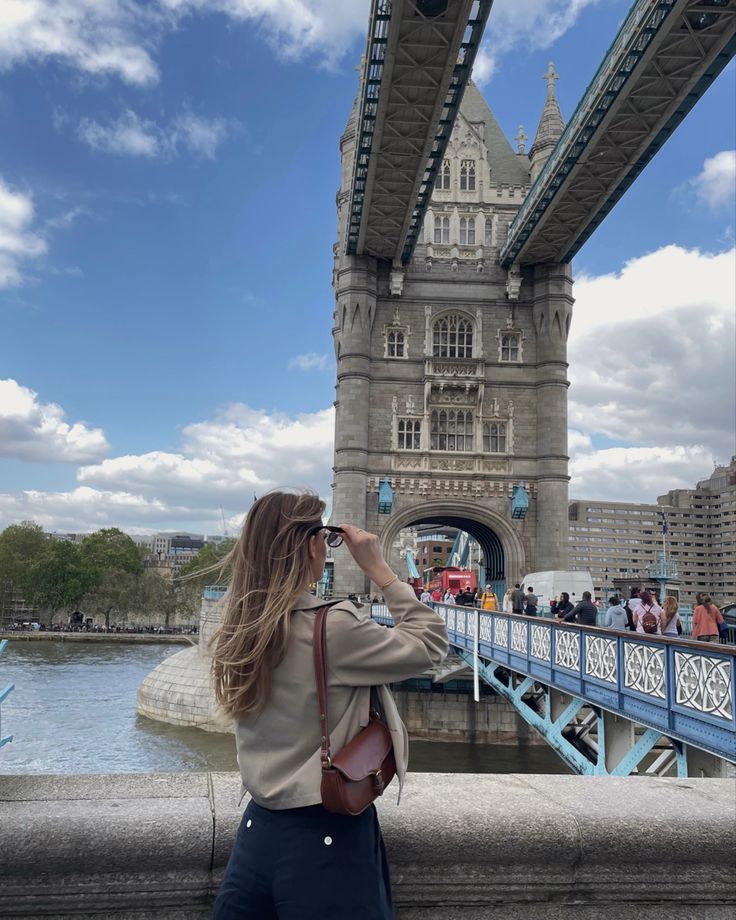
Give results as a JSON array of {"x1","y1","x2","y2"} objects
[{"x1": 604, "y1": 567, "x2": 609, "y2": 602}]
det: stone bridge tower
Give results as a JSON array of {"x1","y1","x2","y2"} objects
[{"x1": 331, "y1": 77, "x2": 572, "y2": 596}]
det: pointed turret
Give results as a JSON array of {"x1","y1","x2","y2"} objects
[{"x1": 529, "y1": 62, "x2": 564, "y2": 183}]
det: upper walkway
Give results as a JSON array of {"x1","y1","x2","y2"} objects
[{"x1": 373, "y1": 601, "x2": 736, "y2": 766}]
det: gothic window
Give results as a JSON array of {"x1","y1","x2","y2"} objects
[
  {"x1": 431, "y1": 409, "x2": 474, "y2": 451},
  {"x1": 500, "y1": 332, "x2": 521, "y2": 362},
  {"x1": 434, "y1": 215, "x2": 450, "y2": 244},
  {"x1": 460, "y1": 160, "x2": 476, "y2": 191},
  {"x1": 398, "y1": 419, "x2": 421, "y2": 450},
  {"x1": 459, "y1": 217, "x2": 475, "y2": 246},
  {"x1": 386, "y1": 329, "x2": 405, "y2": 358},
  {"x1": 437, "y1": 159, "x2": 451, "y2": 190},
  {"x1": 432, "y1": 314, "x2": 473, "y2": 358},
  {"x1": 483, "y1": 422, "x2": 507, "y2": 453},
  {"x1": 484, "y1": 215, "x2": 493, "y2": 247}
]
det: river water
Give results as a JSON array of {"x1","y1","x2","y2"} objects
[{"x1": 0, "y1": 641, "x2": 569, "y2": 775}]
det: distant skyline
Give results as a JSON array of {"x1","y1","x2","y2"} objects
[{"x1": 1, "y1": 0, "x2": 734, "y2": 535}]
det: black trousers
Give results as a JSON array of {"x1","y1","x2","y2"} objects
[{"x1": 213, "y1": 799, "x2": 393, "y2": 919}]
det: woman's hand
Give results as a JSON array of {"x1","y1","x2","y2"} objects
[{"x1": 337, "y1": 523, "x2": 395, "y2": 588}]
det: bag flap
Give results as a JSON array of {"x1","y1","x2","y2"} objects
[{"x1": 330, "y1": 720, "x2": 393, "y2": 781}]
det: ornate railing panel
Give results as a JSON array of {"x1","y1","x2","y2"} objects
[{"x1": 371, "y1": 602, "x2": 736, "y2": 763}]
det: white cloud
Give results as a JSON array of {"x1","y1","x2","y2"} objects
[
  {"x1": 0, "y1": 176, "x2": 47, "y2": 287},
  {"x1": 474, "y1": 0, "x2": 601, "y2": 85},
  {"x1": 0, "y1": 0, "x2": 159, "y2": 85},
  {"x1": 567, "y1": 244, "x2": 735, "y2": 500},
  {"x1": 76, "y1": 108, "x2": 233, "y2": 159},
  {"x1": 0, "y1": 379, "x2": 109, "y2": 463},
  {"x1": 288, "y1": 352, "x2": 331, "y2": 371},
  {"x1": 77, "y1": 403, "x2": 334, "y2": 508},
  {"x1": 691, "y1": 150, "x2": 736, "y2": 211}
]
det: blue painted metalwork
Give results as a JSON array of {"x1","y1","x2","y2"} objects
[
  {"x1": 0, "y1": 639, "x2": 14, "y2": 750},
  {"x1": 203, "y1": 586, "x2": 228, "y2": 600},
  {"x1": 371, "y1": 603, "x2": 736, "y2": 765},
  {"x1": 510, "y1": 482, "x2": 529, "y2": 519},
  {"x1": 378, "y1": 478, "x2": 394, "y2": 514},
  {"x1": 405, "y1": 550, "x2": 421, "y2": 581}
]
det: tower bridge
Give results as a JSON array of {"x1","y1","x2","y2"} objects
[{"x1": 331, "y1": 0, "x2": 735, "y2": 598}]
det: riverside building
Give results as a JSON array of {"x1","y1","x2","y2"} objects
[{"x1": 568, "y1": 458, "x2": 736, "y2": 607}]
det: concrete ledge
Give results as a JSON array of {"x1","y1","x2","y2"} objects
[{"x1": 1, "y1": 772, "x2": 734, "y2": 918}]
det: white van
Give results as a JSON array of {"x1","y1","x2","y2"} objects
[{"x1": 520, "y1": 571, "x2": 595, "y2": 610}]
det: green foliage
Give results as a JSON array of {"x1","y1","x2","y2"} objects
[
  {"x1": 178, "y1": 539, "x2": 235, "y2": 588},
  {"x1": 83, "y1": 570, "x2": 141, "y2": 629},
  {"x1": 0, "y1": 521, "x2": 47, "y2": 620},
  {"x1": 26, "y1": 541, "x2": 95, "y2": 624},
  {"x1": 80, "y1": 528, "x2": 143, "y2": 578},
  {"x1": 139, "y1": 570, "x2": 177, "y2": 629}
]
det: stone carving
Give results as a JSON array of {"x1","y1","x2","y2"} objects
[
  {"x1": 624, "y1": 644, "x2": 666, "y2": 699},
  {"x1": 554, "y1": 630, "x2": 580, "y2": 671},
  {"x1": 506, "y1": 264, "x2": 522, "y2": 301},
  {"x1": 674, "y1": 651, "x2": 732, "y2": 720},
  {"x1": 392, "y1": 396, "x2": 398, "y2": 414},
  {"x1": 531, "y1": 624, "x2": 551, "y2": 662},
  {"x1": 431, "y1": 362, "x2": 479, "y2": 378},
  {"x1": 482, "y1": 461, "x2": 507, "y2": 473},
  {"x1": 490, "y1": 397, "x2": 500, "y2": 416},
  {"x1": 507, "y1": 401, "x2": 514, "y2": 418},
  {"x1": 394, "y1": 457, "x2": 423, "y2": 470},
  {"x1": 511, "y1": 621, "x2": 527, "y2": 654},
  {"x1": 585, "y1": 636, "x2": 617, "y2": 684},
  {"x1": 389, "y1": 267, "x2": 405, "y2": 296},
  {"x1": 406, "y1": 395, "x2": 415, "y2": 413},
  {"x1": 430, "y1": 458, "x2": 474, "y2": 472},
  {"x1": 493, "y1": 616, "x2": 508, "y2": 648}
]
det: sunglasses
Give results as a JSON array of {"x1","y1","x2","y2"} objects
[{"x1": 308, "y1": 525, "x2": 344, "y2": 548}]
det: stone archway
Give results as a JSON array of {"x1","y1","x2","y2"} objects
[{"x1": 379, "y1": 498, "x2": 526, "y2": 588}]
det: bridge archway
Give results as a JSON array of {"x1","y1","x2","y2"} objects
[{"x1": 379, "y1": 499, "x2": 526, "y2": 593}]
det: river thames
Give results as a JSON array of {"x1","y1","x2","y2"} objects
[{"x1": 0, "y1": 641, "x2": 570, "y2": 774}]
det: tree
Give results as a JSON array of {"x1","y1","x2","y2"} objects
[
  {"x1": 139, "y1": 570, "x2": 177, "y2": 629},
  {"x1": 80, "y1": 528, "x2": 143, "y2": 578},
  {"x1": 26, "y1": 541, "x2": 95, "y2": 625},
  {"x1": 177, "y1": 539, "x2": 235, "y2": 622},
  {"x1": 0, "y1": 521, "x2": 46, "y2": 623},
  {"x1": 83, "y1": 570, "x2": 140, "y2": 629}
]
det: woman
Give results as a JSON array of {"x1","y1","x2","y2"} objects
[
  {"x1": 502, "y1": 587, "x2": 513, "y2": 614},
  {"x1": 660, "y1": 596, "x2": 682, "y2": 638},
  {"x1": 442, "y1": 587, "x2": 454, "y2": 604},
  {"x1": 692, "y1": 594, "x2": 724, "y2": 643},
  {"x1": 632, "y1": 589, "x2": 663, "y2": 635},
  {"x1": 211, "y1": 491, "x2": 448, "y2": 919},
  {"x1": 555, "y1": 592, "x2": 574, "y2": 620}
]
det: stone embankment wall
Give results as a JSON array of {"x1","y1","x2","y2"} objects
[
  {"x1": 2, "y1": 772, "x2": 734, "y2": 919},
  {"x1": 394, "y1": 689, "x2": 543, "y2": 744}
]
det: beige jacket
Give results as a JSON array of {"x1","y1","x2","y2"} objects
[{"x1": 234, "y1": 577, "x2": 448, "y2": 810}]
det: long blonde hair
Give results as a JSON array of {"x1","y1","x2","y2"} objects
[
  {"x1": 211, "y1": 490, "x2": 325, "y2": 718},
  {"x1": 661, "y1": 596, "x2": 679, "y2": 632}
]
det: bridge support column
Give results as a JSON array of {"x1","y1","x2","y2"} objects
[
  {"x1": 532, "y1": 262, "x2": 573, "y2": 570},
  {"x1": 683, "y1": 744, "x2": 728, "y2": 778},
  {"x1": 600, "y1": 710, "x2": 636, "y2": 773}
]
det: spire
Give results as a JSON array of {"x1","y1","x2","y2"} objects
[{"x1": 530, "y1": 61, "x2": 564, "y2": 182}]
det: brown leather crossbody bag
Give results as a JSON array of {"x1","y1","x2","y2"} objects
[{"x1": 313, "y1": 604, "x2": 396, "y2": 816}]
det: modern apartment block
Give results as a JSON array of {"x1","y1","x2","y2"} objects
[{"x1": 568, "y1": 458, "x2": 736, "y2": 607}]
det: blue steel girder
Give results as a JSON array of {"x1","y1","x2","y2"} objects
[
  {"x1": 346, "y1": 0, "x2": 493, "y2": 265},
  {"x1": 501, "y1": 0, "x2": 736, "y2": 267}
]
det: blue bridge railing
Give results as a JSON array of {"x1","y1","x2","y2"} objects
[
  {"x1": 371, "y1": 603, "x2": 736, "y2": 764},
  {"x1": 0, "y1": 639, "x2": 14, "y2": 750}
]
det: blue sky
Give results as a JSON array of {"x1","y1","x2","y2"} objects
[{"x1": 0, "y1": 0, "x2": 734, "y2": 535}]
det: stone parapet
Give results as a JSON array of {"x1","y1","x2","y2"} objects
[{"x1": 1, "y1": 772, "x2": 734, "y2": 918}]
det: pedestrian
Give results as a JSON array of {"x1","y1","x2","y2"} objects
[
  {"x1": 420, "y1": 587, "x2": 433, "y2": 605},
  {"x1": 443, "y1": 588, "x2": 454, "y2": 604},
  {"x1": 692, "y1": 594, "x2": 724, "y2": 643},
  {"x1": 623, "y1": 589, "x2": 640, "y2": 631},
  {"x1": 604, "y1": 595, "x2": 628, "y2": 631},
  {"x1": 524, "y1": 586, "x2": 538, "y2": 617},
  {"x1": 549, "y1": 596, "x2": 558, "y2": 618},
  {"x1": 660, "y1": 596, "x2": 683, "y2": 637},
  {"x1": 632, "y1": 589, "x2": 662, "y2": 636},
  {"x1": 480, "y1": 584, "x2": 498, "y2": 611},
  {"x1": 431, "y1": 588, "x2": 441, "y2": 602},
  {"x1": 457, "y1": 585, "x2": 475, "y2": 607},
  {"x1": 563, "y1": 591, "x2": 598, "y2": 626},
  {"x1": 511, "y1": 583, "x2": 525, "y2": 614},
  {"x1": 555, "y1": 592, "x2": 573, "y2": 620},
  {"x1": 502, "y1": 588, "x2": 513, "y2": 613},
  {"x1": 211, "y1": 491, "x2": 448, "y2": 920}
]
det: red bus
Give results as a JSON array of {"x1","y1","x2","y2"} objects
[{"x1": 423, "y1": 566, "x2": 477, "y2": 597}]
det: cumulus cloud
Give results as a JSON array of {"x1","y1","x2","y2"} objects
[
  {"x1": 0, "y1": 0, "x2": 160, "y2": 85},
  {"x1": 76, "y1": 109, "x2": 232, "y2": 159},
  {"x1": 567, "y1": 244, "x2": 735, "y2": 500},
  {"x1": 0, "y1": 0, "x2": 369, "y2": 87},
  {"x1": 77, "y1": 403, "x2": 334, "y2": 507},
  {"x1": 0, "y1": 176, "x2": 47, "y2": 287},
  {"x1": 288, "y1": 352, "x2": 331, "y2": 371},
  {"x1": 0, "y1": 379, "x2": 109, "y2": 463},
  {"x1": 690, "y1": 150, "x2": 736, "y2": 211},
  {"x1": 473, "y1": 0, "x2": 601, "y2": 85}
]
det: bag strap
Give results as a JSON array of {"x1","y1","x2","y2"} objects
[{"x1": 313, "y1": 604, "x2": 333, "y2": 770}]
